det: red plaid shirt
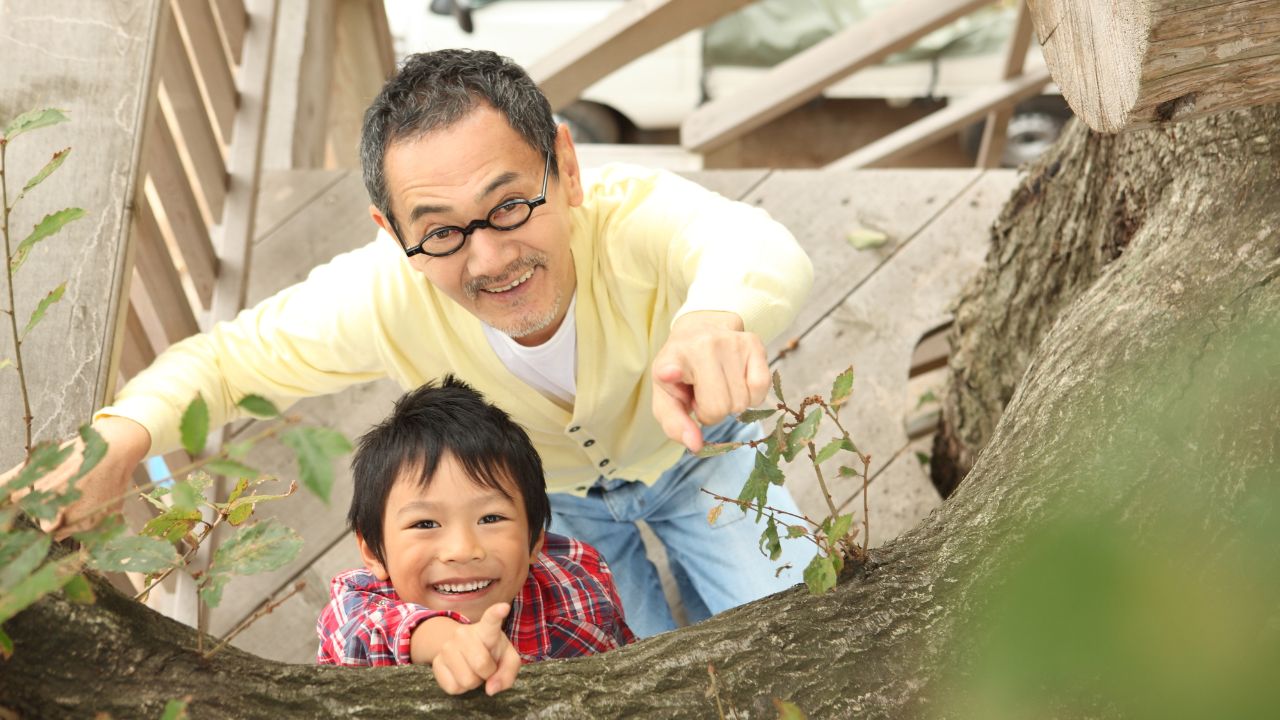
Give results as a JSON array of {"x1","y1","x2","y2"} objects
[{"x1": 316, "y1": 533, "x2": 635, "y2": 666}]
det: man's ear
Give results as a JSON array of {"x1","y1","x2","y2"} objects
[
  {"x1": 356, "y1": 533, "x2": 390, "y2": 581},
  {"x1": 553, "y1": 124, "x2": 585, "y2": 208},
  {"x1": 529, "y1": 528, "x2": 546, "y2": 560},
  {"x1": 369, "y1": 204, "x2": 399, "y2": 244}
]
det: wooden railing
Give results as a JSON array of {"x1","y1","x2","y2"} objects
[{"x1": 531, "y1": 0, "x2": 1051, "y2": 170}]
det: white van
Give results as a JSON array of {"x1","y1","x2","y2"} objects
[{"x1": 390, "y1": 0, "x2": 1069, "y2": 165}]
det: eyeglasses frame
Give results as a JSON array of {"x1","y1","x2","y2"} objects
[{"x1": 396, "y1": 153, "x2": 552, "y2": 259}]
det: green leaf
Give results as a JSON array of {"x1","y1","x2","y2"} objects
[
  {"x1": 186, "y1": 470, "x2": 214, "y2": 493},
  {"x1": 0, "y1": 358, "x2": 12, "y2": 372},
  {"x1": 20, "y1": 147, "x2": 70, "y2": 197},
  {"x1": 758, "y1": 517, "x2": 782, "y2": 561},
  {"x1": 170, "y1": 480, "x2": 203, "y2": 513},
  {"x1": 0, "y1": 554, "x2": 81, "y2": 625},
  {"x1": 829, "y1": 366, "x2": 854, "y2": 408},
  {"x1": 2, "y1": 108, "x2": 69, "y2": 142},
  {"x1": 802, "y1": 554, "x2": 837, "y2": 595},
  {"x1": 771, "y1": 370, "x2": 785, "y2": 403},
  {"x1": 0, "y1": 441, "x2": 74, "y2": 497},
  {"x1": 17, "y1": 488, "x2": 75, "y2": 521},
  {"x1": 0, "y1": 627, "x2": 12, "y2": 660},
  {"x1": 10, "y1": 208, "x2": 86, "y2": 274},
  {"x1": 71, "y1": 514, "x2": 126, "y2": 548},
  {"x1": 160, "y1": 697, "x2": 191, "y2": 720},
  {"x1": 141, "y1": 507, "x2": 202, "y2": 544},
  {"x1": 784, "y1": 409, "x2": 822, "y2": 462},
  {"x1": 815, "y1": 438, "x2": 845, "y2": 465},
  {"x1": 21, "y1": 282, "x2": 67, "y2": 338},
  {"x1": 211, "y1": 520, "x2": 302, "y2": 577},
  {"x1": 236, "y1": 394, "x2": 280, "y2": 418},
  {"x1": 737, "y1": 407, "x2": 777, "y2": 424},
  {"x1": 916, "y1": 451, "x2": 931, "y2": 466},
  {"x1": 786, "y1": 524, "x2": 808, "y2": 539},
  {"x1": 838, "y1": 466, "x2": 861, "y2": 479},
  {"x1": 773, "y1": 698, "x2": 808, "y2": 720},
  {"x1": 226, "y1": 477, "x2": 250, "y2": 505},
  {"x1": 915, "y1": 389, "x2": 939, "y2": 409},
  {"x1": 846, "y1": 227, "x2": 888, "y2": 250},
  {"x1": 827, "y1": 513, "x2": 855, "y2": 544},
  {"x1": 0, "y1": 506, "x2": 17, "y2": 533},
  {"x1": 0, "y1": 532, "x2": 51, "y2": 590},
  {"x1": 280, "y1": 427, "x2": 352, "y2": 504},
  {"x1": 70, "y1": 424, "x2": 108, "y2": 484},
  {"x1": 695, "y1": 441, "x2": 742, "y2": 458},
  {"x1": 62, "y1": 573, "x2": 95, "y2": 604},
  {"x1": 225, "y1": 440, "x2": 253, "y2": 459},
  {"x1": 87, "y1": 534, "x2": 180, "y2": 574},
  {"x1": 738, "y1": 451, "x2": 784, "y2": 522},
  {"x1": 227, "y1": 503, "x2": 253, "y2": 526},
  {"x1": 199, "y1": 571, "x2": 230, "y2": 608},
  {"x1": 180, "y1": 394, "x2": 209, "y2": 456}
]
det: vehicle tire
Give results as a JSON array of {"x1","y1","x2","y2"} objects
[
  {"x1": 962, "y1": 95, "x2": 1074, "y2": 167},
  {"x1": 555, "y1": 101, "x2": 623, "y2": 144}
]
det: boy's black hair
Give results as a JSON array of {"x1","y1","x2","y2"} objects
[
  {"x1": 349, "y1": 375, "x2": 550, "y2": 566},
  {"x1": 359, "y1": 48, "x2": 559, "y2": 245}
]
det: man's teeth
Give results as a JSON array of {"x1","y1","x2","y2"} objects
[
  {"x1": 434, "y1": 579, "x2": 495, "y2": 594},
  {"x1": 481, "y1": 268, "x2": 534, "y2": 293}
]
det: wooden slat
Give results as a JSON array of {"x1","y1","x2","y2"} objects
[
  {"x1": 212, "y1": 0, "x2": 248, "y2": 63},
  {"x1": 827, "y1": 68, "x2": 1052, "y2": 170},
  {"x1": 529, "y1": 0, "x2": 753, "y2": 111},
  {"x1": 134, "y1": 199, "x2": 201, "y2": 344},
  {"x1": 209, "y1": 0, "x2": 279, "y2": 322},
  {"x1": 143, "y1": 111, "x2": 220, "y2": 307},
  {"x1": 158, "y1": 8, "x2": 229, "y2": 221},
  {"x1": 977, "y1": 1, "x2": 1037, "y2": 168},
  {"x1": 327, "y1": 0, "x2": 395, "y2": 168},
  {"x1": 173, "y1": 0, "x2": 239, "y2": 144},
  {"x1": 120, "y1": 305, "x2": 159, "y2": 382},
  {"x1": 681, "y1": 0, "x2": 990, "y2": 153}
]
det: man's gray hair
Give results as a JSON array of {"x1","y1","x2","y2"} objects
[{"x1": 359, "y1": 49, "x2": 559, "y2": 241}]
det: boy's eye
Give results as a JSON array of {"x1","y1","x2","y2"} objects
[
  {"x1": 478, "y1": 514, "x2": 506, "y2": 525},
  {"x1": 411, "y1": 519, "x2": 440, "y2": 530}
]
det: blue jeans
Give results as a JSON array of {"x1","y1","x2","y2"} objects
[{"x1": 548, "y1": 418, "x2": 817, "y2": 637}]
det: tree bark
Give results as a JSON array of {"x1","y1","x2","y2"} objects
[
  {"x1": 3, "y1": 105, "x2": 1278, "y2": 719},
  {"x1": 1030, "y1": 0, "x2": 1280, "y2": 132}
]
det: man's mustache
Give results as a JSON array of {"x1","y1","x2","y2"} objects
[{"x1": 463, "y1": 254, "x2": 549, "y2": 299}]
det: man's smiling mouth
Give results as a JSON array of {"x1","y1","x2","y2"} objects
[
  {"x1": 481, "y1": 268, "x2": 535, "y2": 293},
  {"x1": 433, "y1": 579, "x2": 496, "y2": 594}
]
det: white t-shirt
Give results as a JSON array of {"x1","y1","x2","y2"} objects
[{"x1": 482, "y1": 294, "x2": 577, "y2": 407}]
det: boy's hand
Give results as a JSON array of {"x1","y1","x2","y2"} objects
[{"x1": 430, "y1": 603, "x2": 521, "y2": 696}]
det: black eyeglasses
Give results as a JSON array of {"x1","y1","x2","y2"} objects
[{"x1": 399, "y1": 153, "x2": 551, "y2": 258}]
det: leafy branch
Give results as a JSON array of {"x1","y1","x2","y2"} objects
[{"x1": 698, "y1": 366, "x2": 872, "y2": 594}]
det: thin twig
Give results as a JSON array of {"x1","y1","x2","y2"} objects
[
  {"x1": 1, "y1": 142, "x2": 35, "y2": 458},
  {"x1": 701, "y1": 489, "x2": 826, "y2": 550},
  {"x1": 203, "y1": 581, "x2": 306, "y2": 659},
  {"x1": 862, "y1": 452, "x2": 871, "y2": 552}
]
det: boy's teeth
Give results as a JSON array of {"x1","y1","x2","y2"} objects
[
  {"x1": 482, "y1": 268, "x2": 534, "y2": 293},
  {"x1": 434, "y1": 579, "x2": 495, "y2": 594}
]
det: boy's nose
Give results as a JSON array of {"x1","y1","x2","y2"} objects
[{"x1": 438, "y1": 525, "x2": 485, "y2": 563}]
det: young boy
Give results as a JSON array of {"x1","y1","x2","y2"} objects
[{"x1": 316, "y1": 376, "x2": 634, "y2": 694}]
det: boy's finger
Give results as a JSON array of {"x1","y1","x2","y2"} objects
[
  {"x1": 485, "y1": 643, "x2": 522, "y2": 696},
  {"x1": 437, "y1": 647, "x2": 483, "y2": 692},
  {"x1": 477, "y1": 602, "x2": 511, "y2": 649},
  {"x1": 432, "y1": 658, "x2": 464, "y2": 695}
]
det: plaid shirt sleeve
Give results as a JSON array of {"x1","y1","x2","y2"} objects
[
  {"x1": 509, "y1": 534, "x2": 637, "y2": 662},
  {"x1": 316, "y1": 569, "x2": 468, "y2": 666}
]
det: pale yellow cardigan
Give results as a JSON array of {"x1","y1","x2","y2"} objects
[{"x1": 101, "y1": 164, "x2": 813, "y2": 494}]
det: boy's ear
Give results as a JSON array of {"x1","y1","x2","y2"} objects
[
  {"x1": 356, "y1": 533, "x2": 390, "y2": 581},
  {"x1": 529, "y1": 528, "x2": 546, "y2": 560}
]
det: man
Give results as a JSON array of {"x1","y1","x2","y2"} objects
[{"x1": 32, "y1": 49, "x2": 815, "y2": 637}]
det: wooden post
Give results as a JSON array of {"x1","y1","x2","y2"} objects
[
  {"x1": 1029, "y1": 0, "x2": 1280, "y2": 132},
  {"x1": 976, "y1": 1, "x2": 1037, "y2": 168},
  {"x1": 0, "y1": 0, "x2": 164, "y2": 466}
]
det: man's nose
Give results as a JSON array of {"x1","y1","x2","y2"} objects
[
  {"x1": 465, "y1": 226, "x2": 519, "y2": 277},
  {"x1": 438, "y1": 524, "x2": 485, "y2": 563}
]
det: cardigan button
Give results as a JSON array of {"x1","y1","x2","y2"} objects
[
  {"x1": 584, "y1": 439, "x2": 595, "y2": 447},
  {"x1": 598, "y1": 459, "x2": 609, "y2": 468},
  {"x1": 568, "y1": 425, "x2": 581, "y2": 433}
]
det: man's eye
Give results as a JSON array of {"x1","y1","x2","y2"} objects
[
  {"x1": 411, "y1": 519, "x2": 440, "y2": 530},
  {"x1": 424, "y1": 227, "x2": 462, "y2": 245},
  {"x1": 478, "y1": 514, "x2": 506, "y2": 525}
]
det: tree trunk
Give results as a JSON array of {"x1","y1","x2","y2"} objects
[
  {"x1": 1030, "y1": 0, "x2": 1280, "y2": 132},
  {"x1": 3, "y1": 105, "x2": 1278, "y2": 719}
]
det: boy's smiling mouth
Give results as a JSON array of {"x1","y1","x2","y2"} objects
[{"x1": 433, "y1": 578, "x2": 496, "y2": 595}]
